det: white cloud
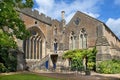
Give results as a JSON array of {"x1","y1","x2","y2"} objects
[
  {"x1": 34, "y1": 0, "x2": 102, "y2": 23},
  {"x1": 34, "y1": 0, "x2": 54, "y2": 14},
  {"x1": 114, "y1": 0, "x2": 120, "y2": 6},
  {"x1": 106, "y1": 18, "x2": 120, "y2": 38}
]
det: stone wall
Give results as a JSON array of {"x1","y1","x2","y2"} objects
[
  {"x1": 65, "y1": 11, "x2": 101, "y2": 50},
  {"x1": 17, "y1": 8, "x2": 53, "y2": 70},
  {"x1": 18, "y1": 8, "x2": 52, "y2": 25},
  {"x1": 17, "y1": 8, "x2": 120, "y2": 71},
  {"x1": 102, "y1": 24, "x2": 120, "y2": 60}
]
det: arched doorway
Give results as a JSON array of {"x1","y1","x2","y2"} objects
[{"x1": 24, "y1": 26, "x2": 45, "y2": 60}]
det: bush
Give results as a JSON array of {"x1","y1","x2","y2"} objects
[
  {"x1": 62, "y1": 47, "x2": 97, "y2": 71},
  {"x1": 87, "y1": 62, "x2": 95, "y2": 70},
  {"x1": 97, "y1": 60, "x2": 120, "y2": 74},
  {"x1": 71, "y1": 58, "x2": 84, "y2": 71},
  {"x1": 0, "y1": 46, "x2": 17, "y2": 72},
  {"x1": 0, "y1": 63, "x2": 7, "y2": 73}
]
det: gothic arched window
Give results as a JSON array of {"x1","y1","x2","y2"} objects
[
  {"x1": 24, "y1": 27, "x2": 45, "y2": 60},
  {"x1": 69, "y1": 31, "x2": 76, "y2": 50},
  {"x1": 79, "y1": 28, "x2": 87, "y2": 49}
]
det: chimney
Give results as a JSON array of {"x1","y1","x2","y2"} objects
[
  {"x1": 61, "y1": 11, "x2": 65, "y2": 20},
  {"x1": 61, "y1": 11, "x2": 66, "y2": 28}
]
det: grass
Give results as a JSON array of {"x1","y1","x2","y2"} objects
[{"x1": 0, "y1": 73, "x2": 60, "y2": 80}]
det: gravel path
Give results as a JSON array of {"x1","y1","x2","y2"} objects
[
  {"x1": 37, "y1": 71, "x2": 120, "y2": 80},
  {"x1": 1, "y1": 71, "x2": 120, "y2": 80}
]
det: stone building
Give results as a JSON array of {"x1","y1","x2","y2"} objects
[{"x1": 16, "y1": 8, "x2": 120, "y2": 71}]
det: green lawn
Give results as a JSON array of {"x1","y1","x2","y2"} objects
[{"x1": 0, "y1": 73, "x2": 60, "y2": 80}]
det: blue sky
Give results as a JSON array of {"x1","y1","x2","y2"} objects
[{"x1": 33, "y1": 0, "x2": 120, "y2": 39}]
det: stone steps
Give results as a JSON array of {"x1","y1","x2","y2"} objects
[
  {"x1": 29, "y1": 54, "x2": 49, "y2": 71},
  {"x1": 28, "y1": 50, "x2": 66, "y2": 72}
]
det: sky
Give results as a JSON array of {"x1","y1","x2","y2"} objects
[{"x1": 33, "y1": 0, "x2": 120, "y2": 39}]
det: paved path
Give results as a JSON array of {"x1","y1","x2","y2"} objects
[
  {"x1": 91, "y1": 72, "x2": 120, "y2": 79},
  {"x1": 0, "y1": 71, "x2": 120, "y2": 80},
  {"x1": 35, "y1": 71, "x2": 120, "y2": 80}
]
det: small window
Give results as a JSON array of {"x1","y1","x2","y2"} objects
[
  {"x1": 31, "y1": 30, "x2": 37, "y2": 35},
  {"x1": 71, "y1": 31, "x2": 74, "y2": 35},
  {"x1": 54, "y1": 38, "x2": 57, "y2": 53},
  {"x1": 54, "y1": 25, "x2": 57, "y2": 35},
  {"x1": 35, "y1": 21, "x2": 37, "y2": 24},
  {"x1": 74, "y1": 17, "x2": 81, "y2": 26}
]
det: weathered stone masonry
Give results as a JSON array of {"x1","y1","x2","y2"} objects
[{"x1": 16, "y1": 8, "x2": 120, "y2": 70}]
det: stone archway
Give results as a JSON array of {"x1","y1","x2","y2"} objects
[{"x1": 24, "y1": 26, "x2": 45, "y2": 60}]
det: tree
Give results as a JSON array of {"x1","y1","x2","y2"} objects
[
  {"x1": 0, "y1": 0, "x2": 34, "y2": 72},
  {"x1": 0, "y1": 30, "x2": 17, "y2": 48},
  {"x1": 0, "y1": 0, "x2": 33, "y2": 40}
]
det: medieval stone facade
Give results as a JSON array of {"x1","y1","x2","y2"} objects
[{"x1": 16, "y1": 8, "x2": 120, "y2": 71}]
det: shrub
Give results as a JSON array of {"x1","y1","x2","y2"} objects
[
  {"x1": 62, "y1": 47, "x2": 97, "y2": 71},
  {"x1": 0, "y1": 63, "x2": 7, "y2": 73},
  {"x1": 97, "y1": 60, "x2": 120, "y2": 74},
  {"x1": 87, "y1": 62, "x2": 95, "y2": 70},
  {"x1": 0, "y1": 46, "x2": 17, "y2": 72},
  {"x1": 71, "y1": 58, "x2": 84, "y2": 71}
]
